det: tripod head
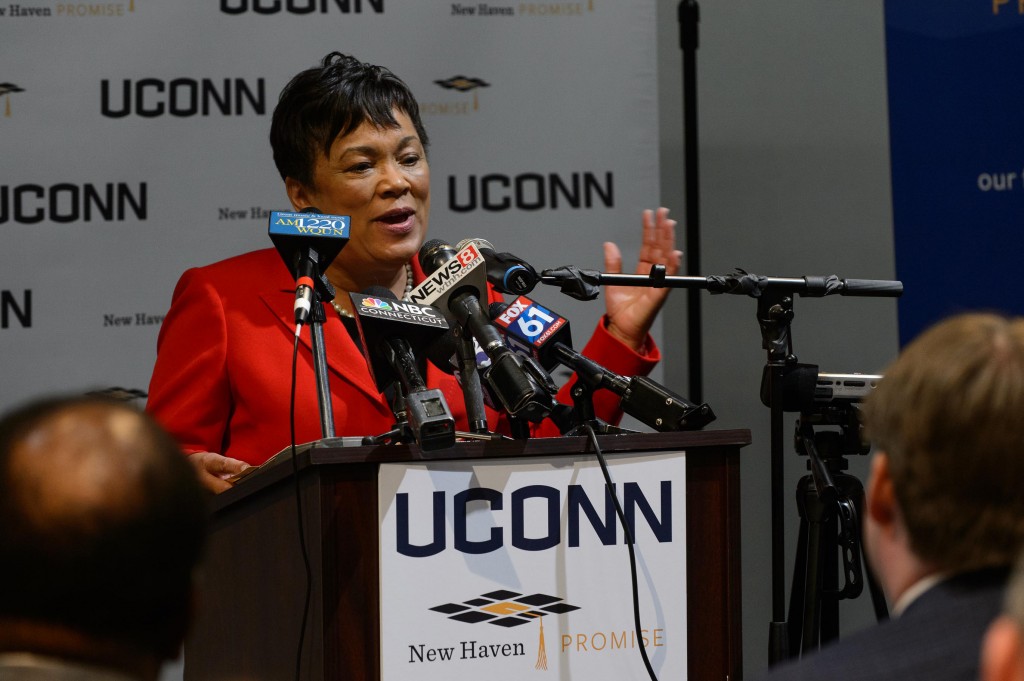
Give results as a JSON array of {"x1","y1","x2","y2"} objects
[
  {"x1": 789, "y1": 370, "x2": 878, "y2": 488},
  {"x1": 795, "y1": 399, "x2": 871, "y2": 499}
]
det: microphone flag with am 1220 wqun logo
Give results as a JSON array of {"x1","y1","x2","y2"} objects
[{"x1": 268, "y1": 208, "x2": 349, "y2": 330}]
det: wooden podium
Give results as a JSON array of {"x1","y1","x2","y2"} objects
[{"x1": 185, "y1": 429, "x2": 749, "y2": 681}]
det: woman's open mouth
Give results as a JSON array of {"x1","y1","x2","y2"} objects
[{"x1": 376, "y1": 208, "x2": 416, "y2": 233}]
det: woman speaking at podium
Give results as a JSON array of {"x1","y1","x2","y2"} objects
[{"x1": 146, "y1": 52, "x2": 681, "y2": 493}]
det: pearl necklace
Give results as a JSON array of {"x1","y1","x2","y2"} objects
[{"x1": 330, "y1": 263, "x2": 415, "y2": 319}]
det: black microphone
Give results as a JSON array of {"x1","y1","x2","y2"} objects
[
  {"x1": 412, "y1": 240, "x2": 553, "y2": 423},
  {"x1": 268, "y1": 208, "x2": 350, "y2": 332},
  {"x1": 410, "y1": 239, "x2": 490, "y2": 314},
  {"x1": 422, "y1": 327, "x2": 493, "y2": 434},
  {"x1": 350, "y1": 286, "x2": 455, "y2": 451},
  {"x1": 456, "y1": 238, "x2": 540, "y2": 295},
  {"x1": 490, "y1": 295, "x2": 715, "y2": 432},
  {"x1": 426, "y1": 327, "x2": 558, "y2": 410},
  {"x1": 552, "y1": 341, "x2": 715, "y2": 431}
]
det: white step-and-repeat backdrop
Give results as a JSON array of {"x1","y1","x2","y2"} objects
[{"x1": 2, "y1": 0, "x2": 662, "y2": 413}]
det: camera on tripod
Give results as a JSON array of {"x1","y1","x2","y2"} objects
[
  {"x1": 784, "y1": 367, "x2": 889, "y2": 658},
  {"x1": 814, "y1": 373, "x2": 881, "y2": 404},
  {"x1": 760, "y1": 363, "x2": 882, "y2": 414},
  {"x1": 801, "y1": 372, "x2": 883, "y2": 461}
]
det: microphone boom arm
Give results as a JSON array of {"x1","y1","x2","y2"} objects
[{"x1": 540, "y1": 265, "x2": 903, "y2": 300}]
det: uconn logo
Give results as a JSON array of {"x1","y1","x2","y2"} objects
[
  {"x1": 395, "y1": 481, "x2": 672, "y2": 557},
  {"x1": 220, "y1": 0, "x2": 382, "y2": 13},
  {"x1": 2, "y1": 290, "x2": 31, "y2": 329}
]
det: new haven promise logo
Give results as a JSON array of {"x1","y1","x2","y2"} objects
[
  {"x1": 420, "y1": 588, "x2": 665, "y2": 671},
  {"x1": 421, "y1": 590, "x2": 579, "y2": 670},
  {"x1": 0, "y1": 2, "x2": 136, "y2": 17},
  {"x1": 450, "y1": 1, "x2": 594, "y2": 16}
]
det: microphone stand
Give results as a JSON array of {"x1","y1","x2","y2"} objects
[
  {"x1": 303, "y1": 269, "x2": 364, "y2": 448},
  {"x1": 540, "y1": 264, "x2": 902, "y2": 664},
  {"x1": 560, "y1": 359, "x2": 636, "y2": 437},
  {"x1": 679, "y1": 0, "x2": 703, "y2": 406},
  {"x1": 308, "y1": 292, "x2": 337, "y2": 439},
  {"x1": 758, "y1": 287, "x2": 796, "y2": 663},
  {"x1": 454, "y1": 327, "x2": 491, "y2": 434}
]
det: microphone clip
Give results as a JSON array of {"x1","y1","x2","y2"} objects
[
  {"x1": 560, "y1": 376, "x2": 637, "y2": 437},
  {"x1": 539, "y1": 266, "x2": 602, "y2": 301}
]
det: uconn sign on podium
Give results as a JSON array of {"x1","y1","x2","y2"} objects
[{"x1": 378, "y1": 452, "x2": 689, "y2": 681}]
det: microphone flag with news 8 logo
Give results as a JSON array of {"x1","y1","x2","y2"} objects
[{"x1": 885, "y1": 2, "x2": 1024, "y2": 344}]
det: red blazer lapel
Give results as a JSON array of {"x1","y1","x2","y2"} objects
[{"x1": 257, "y1": 286, "x2": 384, "y2": 404}]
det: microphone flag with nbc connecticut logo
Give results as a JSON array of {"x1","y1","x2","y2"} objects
[
  {"x1": 349, "y1": 293, "x2": 448, "y2": 394},
  {"x1": 377, "y1": 451, "x2": 688, "y2": 680}
]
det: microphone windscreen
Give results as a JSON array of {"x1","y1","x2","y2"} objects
[
  {"x1": 363, "y1": 285, "x2": 397, "y2": 299},
  {"x1": 456, "y1": 237, "x2": 495, "y2": 252},
  {"x1": 418, "y1": 239, "x2": 456, "y2": 275},
  {"x1": 488, "y1": 301, "x2": 508, "y2": 320}
]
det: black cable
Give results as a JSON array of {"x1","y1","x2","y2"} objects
[
  {"x1": 290, "y1": 333, "x2": 313, "y2": 681},
  {"x1": 583, "y1": 423, "x2": 660, "y2": 681}
]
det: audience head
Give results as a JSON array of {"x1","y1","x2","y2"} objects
[
  {"x1": 0, "y1": 395, "x2": 208, "y2": 677},
  {"x1": 861, "y1": 313, "x2": 1024, "y2": 576}
]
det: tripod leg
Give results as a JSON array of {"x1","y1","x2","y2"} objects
[
  {"x1": 786, "y1": 510, "x2": 809, "y2": 659},
  {"x1": 820, "y1": 510, "x2": 840, "y2": 645},
  {"x1": 801, "y1": 509, "x2": 824, "y2": 656},
  {"x1": 787, "y1": 475, "x2": 826, "y2": 658}
]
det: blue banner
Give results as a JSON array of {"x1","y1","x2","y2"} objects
[{"x1": 885, "y1": 1, "x2": 1024, "y2": 343}]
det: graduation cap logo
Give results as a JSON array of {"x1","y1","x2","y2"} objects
[
  {"x1": 84, "y1": 387, "x2": 148, "y2": 402},
  {"x1": 434, "y1": 75, "x2": 490, "y2": 110},
  {"x1": 0, "y1": 83, "x2": 25, "y2": 118},
  {"x1": 430, "y1": 589, "x2": 581, "y2": 670}
]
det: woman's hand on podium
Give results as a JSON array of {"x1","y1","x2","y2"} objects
[{"x1": 188, "y1": 451, "x2": 251, "y2": 493}]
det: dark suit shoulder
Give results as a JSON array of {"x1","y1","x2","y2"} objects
[{"x1": 752, "y1": 569, "x2": 1007, "y2": 681}]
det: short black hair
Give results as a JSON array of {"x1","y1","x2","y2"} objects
[
  {"x1": 270, "y1": 52, "x2": 430, "y2": 188},
  {"x1": 0, "y1": 395, "x2": 208, "y2": 657}
]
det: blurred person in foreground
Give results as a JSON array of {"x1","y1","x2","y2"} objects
[
  {"x1": 982, "y1": 548, "x2": 1024, "y2": 681},
  {"x1": 147, "y1": 52, "x2": 682, "y2": 493},
  {"x1": 0, "y1": 395, "x2": 208, "y2": 681},
  {"x1": 756, "y1": 312, "x2": 1024, "y2": 681}
]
